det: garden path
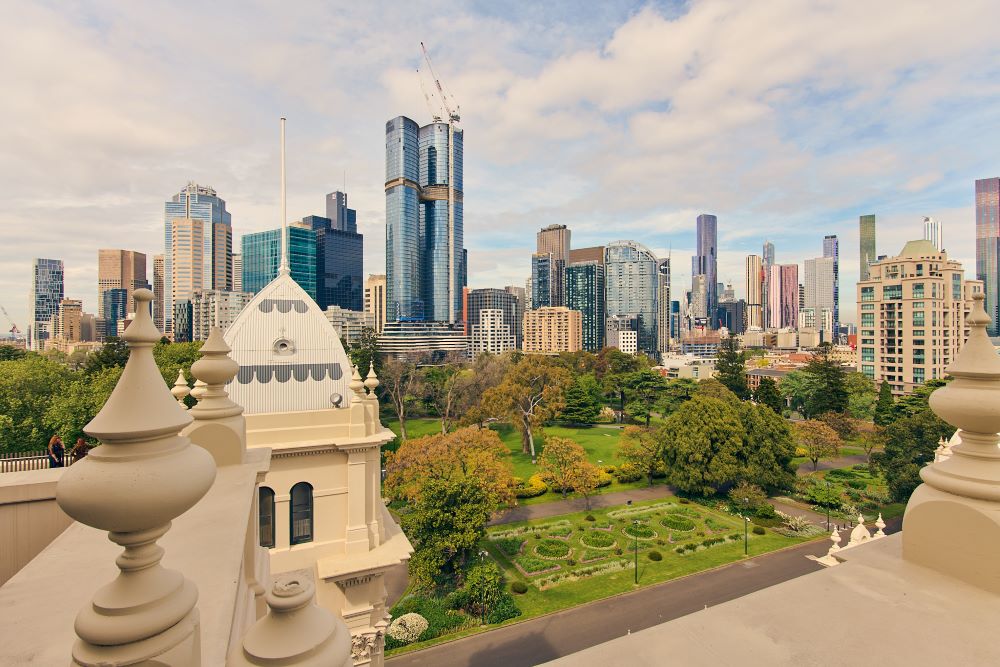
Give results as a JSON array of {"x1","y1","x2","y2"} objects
[
  {"x1": 796, "y1": 453, "x2": 868, "y2": 475},
  {"x1": 491, "y1": 484, "x2": 673, "y2": 526}
]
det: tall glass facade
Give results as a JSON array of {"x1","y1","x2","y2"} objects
[
  {"x1": 823, "y1": 234, "x2": 840, "y2": 335},
  {"x1": 692, "y1": 214, "x2": 718, "y2": 325},
  {"x1": 860, "y1": 214, "x2": 876, "y2": 281},
  {"x1": 976, "y1": 178, "x2": 1000, "y2": 335},
  {"x1": 29, "y1": 258, "x2": 64, "y2": 350},
  {"x1": 531, "y1": 253, "x2": 555, "y2": 309},
  {"x1": 385, "y1": 116, "x2": 465, "y2": 323},
  {"x1": 303, "y1": 212, "x2": 363, "y2": 312},
  {"x1": 565, "y1": 261, "x2": 605, "y2": 352},
  {"x1": 604, "y1": 241, "x2": 660, "y2": 356},
  {"x1": 101, "y1": 288, "x2": 128, "y2": 339},
  {"x1": 164, "y1": 183, "x2": 232, "y2": 334},
  {"x1": 241, "y1": 226, "x2": 317, "y2": 299}
]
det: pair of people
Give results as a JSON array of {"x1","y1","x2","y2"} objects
[{"x1": 47, "y1": 436, "x2": 92, "y2": 468}]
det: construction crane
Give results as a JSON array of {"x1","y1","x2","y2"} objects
[
  {"x1": 0, "y1": 303, "x2": 21, "y2": 336},
  {"x1": 420, "y1": 41, "x2": 460, "y2": 122},
  {"x1": 416, "y1": 67, "x2": 442, "y2": 123}
]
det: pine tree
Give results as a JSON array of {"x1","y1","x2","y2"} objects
[
  {"x1": 874, "y1": 380, "x2": 894, "y2": 426},
  {"x1": 803, "y1": 343, "x2": 847, "y2": 415},
  {"x1": 754, "y1": 376, "x2": 784, "y2": 413},
  {"x1": 715, "y1": 334, "x2": 749, "y2": 400}
]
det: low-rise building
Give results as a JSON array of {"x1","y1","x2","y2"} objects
[
  {"x1": 325, "y1": 306, "x2": 376, "y2": 345},
  {"x1": 746, "y1": 367, "x2": 791, "y2": 392},
  {"x1": 523, "y1": 306, "x2": 582, "y2": 354},
  {"x1": 656, "y1": 354, "x2": 716, "y2": 380},
  {"x1": 470, "y1": 308, "x2": 516, "y2": 357}
]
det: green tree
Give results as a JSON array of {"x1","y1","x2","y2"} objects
[
  {"x1": 0, "y1": 356, "x2": 74, "y2": 452},
  {"x1": 795, "y1": 419, "x2": 841, "y2": 471},
  {"x1": 153, "y1": 340, "x2": 202, "y2": 385},
  {"x1": 43, "y1": 366, "x2": 123, "y2": 444},
  {"x1": 83, "y1": 337, "x2": 129, "y2": 376},
  {"x1": 598, "y1": 348, "x2": 644, "y2": 415},
  {"x1": 754, "y1": 376, "x2": 783, "y2": 413},
  {"x1": 728, "y1": 481, "x2": 768, "y2": 515},
  {"x1": 0, "y1": 345, "x2": 27, "y2": 361},
  {"x1": 560, "y1": 373, "x2": 603, "y2": 423},
  {"x1": 845, "y1": 372, "x2": 878, "y2": 420},
  {"x1": 780, "y1": 370, "x2": 820, "y2": 417},
  {"x1": 347, "y1": 327, "x2": 380, "y2": 378},
  {"x1": 423, "y1": 357, "x2": 471, "y2": 434},
  {"x1": 379, "y1": 355, "x2": 427, "y2": 440},
  {"x1": 803, "y1": 343, "x2": 848, "y2": 416},
  {"x1": 538, "y1": 436, "x2": 590, "y2": 500},
  {"x1": 891, "y1": 379, "x2": 947, "y2": 422},
  {"x1": 660, "y1": 395, "x2": 743, "y2": 496},
  {"x1": 715, "y1": 334, "x2": 749, "y2": 399},
  {"x1": 616, "y1": 425, "x2": 664, "y2": 486},
  {"x1": 873, "y1": 408, "x2": 953, "y2": 502},
  {"x1": 624, "y1": 370, "x2": 667, "y2": 427},
  {"x1": 873, "y1": 381, "x2": 895, "y2": 426},
  {"x1": 735, "y1": 401, "x2": 797, "y2": 492}
]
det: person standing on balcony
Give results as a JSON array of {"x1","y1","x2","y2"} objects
[
  {"x1": 47, "y1": 435, "x2": 65, "y2": 468},
  {"x1": 70, "y1": 437, "x2": 91, "y2": 463}
]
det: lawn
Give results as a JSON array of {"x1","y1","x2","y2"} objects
[
  {"x1": 387, "y1": 496, "x2": 821, "y2": 656},
  {"x1": 796, "y1": 463, "x2": 900, "y2": 522}
]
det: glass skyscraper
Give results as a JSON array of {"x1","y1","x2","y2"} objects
[
  {"x1": 241, "y1": 225, "x2": 317, "y2": 300},
  {"x1": 692, "y1": 214, "x2": 718, "y2": 326},
  {"x1": 101, "y1": 288, "x2": 128, "y2": 339},
  {"x1": 565, "y1": 261, "x2": 605, "y2": 352},
  {"x1": 604, "y1": 241, "x2": 660, "y2": 356},
  {"x1": 823, "y1": 235, "x2": 840, "y2": 335},
  {"x1": 384, "y1": 116, "x2": 465, "y2": 323},
  {"x1": 976, "y1": 177, "x2": 1000, "y2": 335},
  {"x1": 28, "y1": 258, "x2": 64, "y2": 350},
  {"x1": 860, "y1": 214, "x2": 876, "y2": 282},
  {"x1": 531, "y1": 253, "x2": 556, "y2": 309},
  {"x1": 303, "y1": 195, "x2": 363, "y2": 312},
  {"x1": 164, "y1": 183, "x2": 232, "y2": 334}
]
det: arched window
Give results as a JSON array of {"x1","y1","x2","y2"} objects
[
  {"x1": 258, "y1": 486, "x2": 275, "y2": 548},
  {"x1": 290, "y1": 482, "x2": 314, "y2": 545}
]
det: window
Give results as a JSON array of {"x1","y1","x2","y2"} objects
[
  {"x1": 913, "y1": 349, "x2": 925, "y2": 364},
  {"x1": 913, "y1": 368, "x2": 925, "y2": 384},
  {"x1": 913, "y1": 311, "x2": 925, "y2": 326},
  {"x1": 953, "y1": 274, "x2": 961, "y2": 300},
  {"x1": 259, "y1": 487, "x2": 275, "y2": 548},
  {"x1": 290, "y1": 482, "x2": 314, "y2": 545},
  {"x1": 861, "y1": 364, "x2": 874, "y2": 378},
  {"x1": 861, "y1": 286, "x2": 874, "y2": 302},
  {"x1": 912, "y1": 302, "x2": 924, "y2": 309},
  {"x1": 861, "y1": 304, "x2": 874, "y2": 311},
  {"x1": 883, "y1": 285, "x2": 902, "y2": 300},
  {"x1": 861, "y1": 347, "x2": 875, "y2": 362},
  {"x1": 912, "y1": 283, "x2": 924, "y2": 298},
  {"x1": 861, "y1": 313, "x2": 874, "y2": 327}
]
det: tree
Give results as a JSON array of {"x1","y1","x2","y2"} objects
[
  {"x1": 694, "y1": 378, "x2": 740, "y2": 402},
  {"x1": 0, "y1": 345, "x2": 26, "y2": 361},
  {"x1": 816, "y1": 411, "x2": 858, "y2": 440},
  {"x1": 598, "y1": 348, "x2": 643, "y2": 416},
  {"x1": 43, "y1": 366, "x2": 123, "y2": 444},
  {"x1": 754, "y1": 376, "x2": 783, "y2": 413},
  {"x1": 855, "y1": 421, "x2": 884, "y2": 462},
  {"x1": 423, "y1": 357, "x2": 470, "y2": 434},
  {"x1": 0, "y1": 355, "x2": 75, "y2": 452},
  {"x1": 658, "y1": 378, "x2": 697, "y2": 416},
  {"x1": 715, "y1": 334, "x2": 749, "y2": 400},
  {"x1": 569, "y1": 461, "x2": 603, "y2": 510},
  {"x1": 845, "y1": 372, "x2": 878, "y2": 420},
  {"x1": 660, "y1": 395, "x2": 743, "y2": 496},
  {"x1": 624, "y1": 370, "x2": 667, "y2": 427},
  {"x1": 560, "y1": 373, "x2": 603, "y2": 424},
  {"x1": 873, "y1": 407, "x2": 953, "y2": 501},
  {"x1": 780, "y1": 370, "x2": 820, "y2": 417},
  {"x1": 538, "y1": 436, "x2": 590, "y2": 500},
  {"x1": 347, "y1": 327, "x2": 380, "y2": 379},
  {"x1": 873, "y1": 381, "x2": 895, "y2": 426},
  {"x1": 481, "y1": 356, "x2": 571, "y2": 461},
  {"x1": 728, "y1": 481, "x2": 768, "y2": 515},
  {"x1": 83, "y1": 337, "x2": 129, "y2": 376},
  {"x1": 379, "y1": 355, "x2": 427, "y2": 440},
  {"x1": 153, "y1": 340, "x2": 202, "y2": 385},
  {"x1": 735, "y1": 401, "x2": 797, "y2": 492},
  {"x1": 616, "y1": 425, "x2": 664, "y2": 487},
  {"x1": 803, "y1": 343, "x2": 848, "y2": 416},
  {"x1": 891, "y1": 379, "x2": 947, "y2": 422},
  {"x1": 794, "y1": 420, "x2": 841, "y2": 471}
]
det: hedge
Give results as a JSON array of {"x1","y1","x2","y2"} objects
[{"x1": 515, "y1": 474, "x2": 549, "y2": 498}]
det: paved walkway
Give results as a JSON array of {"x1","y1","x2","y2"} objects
[
  {"x1": 797, "y1": 454, "x2": 868, "y2": 476},
  {"x1": 490, "y1": 484, "x2": 673, "y2": 526}
]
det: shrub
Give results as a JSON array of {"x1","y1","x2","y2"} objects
[
  {"x1": 752, "y1": 525, "x2": 766, "y2": 535},
  {"x1": 511, "y1": 581, "x2": 528, "y2": 594},
  {"x1": 752, "y1": 515, "x2": 782, "y2": 527},
  {"x1": 566, "y1": 558, "x2": 577, "y2": 566},
  {"x1": 754, "y1": 502, "x2": 778, "y2": 519},
  {"x1": 387, "y1": 613, "x2": 428, "y2": 644},
  {"x1": 516, "y1": 554, "x2": 557, "y2": 574},
  {"x1": 516, "y1": 474, "x2": 549, "y2": 499},
  {"x1": 648, "y1": 550, "x2": 663, "y2": 561},
  {"x1": 534, "y1": 532, "x2": 542, "y2": 539},
  {"x1": 660, "y1": 515, "x2": 695, "y2": 531},
  {"x1": 547, "y1": 525, "x2": 572, "y2": 538},
  {"x1": 847, "y1": 479, "x2": 866, "y2": 490},
  {"x1": 492, "y1": 537, "x2": 524, "y2": 558},
  {"x1": 535, "y1": 539, "x2": 571, "y2": 559},
  {"x1": 674, "y1": 546, "x2": 685, "y2": 554},
  {"x1": 597, "y1": 471, "x2": 614, "y2": 488},
  {"x1": 585, "y1": 514, "x2": 596, "y2": 522},
  {"x1": 486, "y1": 594, "x2": 522, "y2": 624},
  {"x1": 679, "y1": 497, "x2": 691, "y2": 504},
  {"x1": 613, "y1": 464, "x2": 643, "y2": 483},
  {"x1": 614, "y1": 547, "x2": 624, "y2": 555},
  {"x1": 656, "y1": 538, "x2": 665, "y2": 545},
  {"x1": 390, "y1": 595, "x2": 465, "y2": 641},
  {"x1": 445, "y1": 589, "x2": 470, "y2": 610}
]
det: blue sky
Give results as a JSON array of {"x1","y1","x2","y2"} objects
[{"x1": 2, "y1": 0, "x2": 999, "y2": 329}]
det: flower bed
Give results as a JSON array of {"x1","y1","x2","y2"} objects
[
  {"x1": 491, "y1": 537, "x2": 524, "y2": 558},
  {"x1": 664, "y1": 506, "x2": 701, "y2": 518},
  {"x1": 704, "y1": 517, "x2": 731, "y2": 532},
  {"x1": 516, "y1": 554, "x2": 560, "y2": 575},
  {"x1": 608, "y1": 501, "x2": 675, "y2": 519},
  {"x1": 580, "y1": 531, "x2": 616, "y2": 549},
  {"x1": 535, "y1": 560, "x2": 631, "y2": 589},
  {"x1": 534, "y1": 538, "x2": 572, "y2": 559},
  {"x1": 660, "y1": 515, "x2": 695, "y2": 531},
  {"x1": 673, "y1": 533, "x2": 743, "y2": 555},
  {"x1": 623, "y1": 524, "x2": 657, "y2": 540},
  {"x1": 581, "y1": 548, "x2": 612, "y2": 562},
  {"x1": 547, "y1": 525, "x2": 573, "y2": 538},
  {"x1": 489, "y1": 520, "x2": 571, "y2": 540}
]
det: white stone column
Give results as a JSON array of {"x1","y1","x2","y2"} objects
[
  {"x1": 346, "y1": 447, "x2": 371, "y2": 554},
  {"x1": 56, "y1": 288, "x2": 217, "y2": 666}
]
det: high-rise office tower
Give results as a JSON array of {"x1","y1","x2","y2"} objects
[
  {"x1": 860, "y1": 214, "x2": 876, "y2": 282},
  {"x1": 152, "y1": 254, "x2": 165, "y2": 331},
  {"x1": 385, "y1": 116, "x2": 464, "y2": 323},
  {"x1": 565, "y1": 261, "x2": 605, "y2": 352},
  {"x1": 163, "y1": 183, "x2": 232, "y2": 334},
  {"x1": 823, "y1": 235, "x2": 840, "y2": 335},
  {"x1": 692, "y1": 214, "x2": 718, "y2": 326},
  {"x1": 29, "y1": 258, "x2": 64, "y2": 350},
  {"x1": 242, "y1": 223, "x2": 317, "y2": 299},
  {"x1": 466, "y1": 288, "x2": 522, "y2": 350},
  {"x1": 976, "y1": 178, "x2": 1000, "y2": 335},
  {"x1": 605, "y1": 241, "x2": 660, "y2": 355},
  {"x1": 569, "y1": 246, "x2": 604, "y2": 265},
  {"x1": 536, "y1": 224, "x2": 570, "y2": 307},
  {"x1": 305, "y1": 191, "x2": 363, "y2": 311},
  {"x1": 98, "y1": 249, "x2": 147, "y2": 318},
  {"x1": 762, "y1": 241, "x2": 775, "y2": 328},
  {"x1": 804, "y1": 256, "x2": 836, "y2": 340},
  {"x1": 364, "y1": 274, "x2": 387, "y2": 334},
  {"x1": 717, "y1": 300, "x2": 746, "y2": 334},
  {"x1": 101, "y1": 288, "x2": 128, "y2": 339},
  {"x1": 766, "y1": 263, "x2": 799, "y2": 329},
  {"x1": 923, "y1": 216, "x2": 943, "y2": 252},
  {"x1": 50, "y1": 298, "x2": 82, "y2": 342},
  {"x1": 691, "y1": 274, "x2": 709, "y2": 322},
  {"x1": 657, "y1": 258, "x2": 671, "y2": 352},
  {"x1": 232, "y1": 254, "x2": 242, "y2": 293},
  {"x1": 169, "y1": 217, "x2": 206, "y2": 326},
  {"x1": 762, "y1": 241, "x2": 775, "y2": 267},
  {"x1": 531, "y1": 253, "x2": 557, "y2": 309},
  {"x1": 745, "y1": 255, "x2": 763, "y2": 329}
]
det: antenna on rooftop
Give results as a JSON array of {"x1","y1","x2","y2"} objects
[{"x1": 278, "y1": 117, "x2": 289, "y2": 276}]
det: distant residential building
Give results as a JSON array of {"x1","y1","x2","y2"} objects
[
  {"x1": 692, "y1": 214, "x2": 718, "y2": 325},
  {"x1": 523, "y1": 306, "x2": 582, "y2": 354},
  {"x1": 976, "y1": 177, "x2": 1000, "y2": 335},
  {"x1": 466, "y1": 288, "x2": 521, "y2": 349},
  {"x1": 152, "y1": 254, "x2": 165, "y2": 332},
  {"x1": 605, "y1": 314, "x2": 639, "y2": 355},
  {"x1": 670, "y1": 300, "x2": 681, "y2": 341},
  {"x1": 536, "y1": 224, "x2": 570, "y2": 307},
  {"x1": 28, "y1": 258, "x2": 63, "y2": 350},
  {"x1": 766, "y1": 264, "x2": 799, "y2": 330},
  {"x1": 172, "y1": 299, "x2": 193, "y2": 343},
  {"x1": 823, "y1": 235, "x2": 840, "y2": 334},
  {"x1": 49, "y1": 299, "x2": 83, "y2": 342},
  {"x1": 377, "y1": 321, "x2": 468, "y2": 361},
  {"x1": 304, "y1": 193, "x2": 363, "y2": 311},
  {"x1": 717, "y1": 300, "x2": 747, "y2": 334},
  {"x1": 231, "y1": 254, "x2": 242, "y2": 293},
  {"x1": 242, "y1": 222, "x2": 317, "y2": 300},
  {"x1": 804, "y1": 256, "x2": 836, "y2": 340},
  {"x1": 858, "y1": 239, "x2": 982, "y2": 394},
  {"x1": 364, "y1": 274, "x2": 387, "y2": 334},
  {"x1": 605, "y1": 241, "x2": 661, "y2": 356},
  {"x1": 762, "y1": 241, "x2": 775, "y2": 328},
  {"x1": 657, "y1": 258, "x2": 671, "y2": 352},
  {"x1": 746, "y1": 367, "x2": 790, "y2": 392},
  {"x1": 746, "y1": 254, "x2": 764, "y2": 329},
  {"x1": 80, "y1": 313, "x2": 98, "y2": 342},
  {"x1": 680, "y1": 333, "x2": 721, "y2": 358},
  {"x1": 565, "y1": 262, "x2": 605, "y2": 352},
  {"x1": 690, "y1": 274, "x2": 709, "y2": 322},
  {"x1": 657, "y1": 354, "x2": 716, "y2": 380},
  {"x1": 470, "y1": 308, "x2": 516, "y2": 357},
  {"x1": 531, "y1": 253, "x2": 557, "y2": 309},
  {"x1": 98, "y1": 249, "x2": 147, "y2": 319},
  {"x1": 190, "y1": 290, "x2": 252, "y2": 341},
  {"x1": 164, "y1": 183, "x2": 232, "y2": 334},
  {"x1": 524, "y1": 277, "x2": 533, "y2": 311},
  {"x1": 324, "y1": 306, "x2": 375, "y2": 345},
  {"x1": 923, "y1": 216, "x2": 943, "y2": 252},
  {"x1": 860, "y1": 214, "x2": 877, "y2": 282},
  {"x1": 569, "y1": 246, "x2": 604, "y2": 265}
]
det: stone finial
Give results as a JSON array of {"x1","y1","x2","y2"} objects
[
  {"x1": 172, "y1": 370, "x2": 191, "y2": 409},
  {"x1": 364, "y1": 360, "x2": 379, "y2": 396},
  {"x1": 189, "y1": 326, "x2": 241, "y2": 419},
  {"x1": 349, "y1": 364, "x2": 365, "y2": 399},
  {"x1": 191, "y1": 378, "x2": 208, "y2": 402},
  {"x1": 875, "y1": 513, "x2": 886, "y2": 538},
  {"x1": 227, "y1": 575, "x2": 352, "y2": 667},
  {"x1": 847, "y1": 515, "x2": 871, "y2": 548},
  {"x1": 829, "y1": 527, "x2": 842, "y2": 553},
  {"x1": 56, "y1": 288, "x2": 216, "y2": 665}
]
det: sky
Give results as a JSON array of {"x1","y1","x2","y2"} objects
[{"x1": 2, "y1": 0, "x2": 999, "y2": 331}]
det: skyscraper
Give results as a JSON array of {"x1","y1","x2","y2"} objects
[
  {"x1": 766, "y1": 263, "x2": 799, "y2": 329},
  {"x1": 923, "y1": 216, "x2": 943, "y2": 252},
  {"x1": 384, "y1": 116, "x2": 464, "y2": 323},
  {"x1": 242, "y1": 223, "x2": 317, "y2": 299},
  {"x1": 745, "y1": 255, "x2": 763, "y2": 329},
  {"x1": 101, "y1": 288, "x2": 127, "y2": 339},
  {"x1": 536, "y1": 224, "x2": 570, "y2": 307},
  {"x1": 605, "y1": 241, "x2": 660, "y2": 356},
  {"x1": 804, "y1": 256, "x2": 836, "y2": 340},
  {"x1": 565, "y1": 261, "x2": 605, "y2": 352},
  {"x1": 657, "y1": 258, "x2": 671, "y2": 352},
  {"x1": 762, "y1": 241, "x2": 775, "y2": 328},
  {"x1": 232, "y1": 254, "x2": 242, "y2": 293},
  {"x1": 98, "y1": 249, "x2": 147, "y2": 318},
  {"x1": 823, "y1": 234, "x2": 840, "y2": 335},
  {"x1": 28, "y1": 258, "x2": 63, "y2": 351},
  {"x1": 531, "y1": 253, "x2": 558, "y2": 309},
  {"x1": 860, "y1": 214, "x2": 876, "y2": 282},
  {"x1": 164, "y1": 183, "x2": 232, "y2": 334},
  {"x1": 303, "y1": 209, "x2": 363, "y2": 312},
  {"x1": 692, "y1": 214, "x2": 718, "y2": 326},
  {"x1": 364, "y1": 274, "x2": 387, "y2": 334},
  {"x1": 466, "y1": 288, "x2": 522, "y2": 350},
  {"x1": 169, "y1": 218, "x2": 206, "y2": 323},
  {"x1": 976, "y1": 178, "x2": 1000, "y2": 335},
  {"x1": 152, "y1": 254, "x2": 165, "y2": 332}
]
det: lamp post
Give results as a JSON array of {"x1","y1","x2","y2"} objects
[
  {"x1": 743, "y1": 497, "x2": 750, "y2": 556},
  {"x1": 632, "y1": 519, "x2": 639, "y2": 584}
]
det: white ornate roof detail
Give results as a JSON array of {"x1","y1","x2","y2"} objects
[{"x1": 224, "y1": 272, "x2": 353, "y2": 414}]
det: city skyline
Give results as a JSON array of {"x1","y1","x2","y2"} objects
[{"x1": 2, "y1": 1, "x2": 999, "y2": 329}]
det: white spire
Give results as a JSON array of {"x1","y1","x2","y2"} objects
[{"x1": 279, "y1": 116, "x2": 290, "y2": 276}]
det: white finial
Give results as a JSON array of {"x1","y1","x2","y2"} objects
[
  {"x1": 875, "y1": 513, "x2": 886, "y2": 538},
  {"x1": 278, "y1": 116, "x2": 289, "y2": 276},
  {"x1": 171, "y1": 370, "x2": 191, "y2": 409}
]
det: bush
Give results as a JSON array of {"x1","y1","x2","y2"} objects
[
  {"x1": 613, "y1": 464, "x2": 644, "y2": 483},
  {"x1": 647, "y1": 550, "x2": 663, "y2": 562},
  {"x1": 754, "y1": 502, "x2": 777, "y2": 519},
  {"x1": 614, "y1": 547, "x2": 624, "y2": 555},
  {"x1": 751, "y1": 516, "x2": 783, "y2": 528},
  {"x1": 535, "y1": 539, "x2": 571, "y2": 559},
  {"x1": 660, "y1": 515, "x2": 695, "y2": 531},
  {"x1": 387, "y1": 613, "x2": 428, "y2": 644},
  {"x1": 585, "y1": 514, "x2": 596, "y2": 522},
  {"x1": 752, "y1": 525, "x2": 766, "y2": 535},
  {"x1": 445, "y1": 589, "x2": 470, "y2": 611},
  {"x1": 547, "y1": 525, "x2": 573, "y2": 538},
  {"x1": 516, "y1": 474, "x2": 549, "y2": 499},
  {"x1": 581, "y1": 531, "x2": 616, "y2": 549},
  {"x1": 390, "y1": 595, "x2": 465, "y2": 641},
  {"x1": 597, "y1": 471, "x2": 614, "y2": 488},
  {"x1": 491, "y1": 537, "x2": 524, "y2": 558},
  {"x1": 486, "y1": 594, "x2": 522, "y2": 624},
  {"x1": 516, "y1": 554, "x2": 557, "y2": 574},
  {"x1": 510, "y1": 581, "x2": 528, "y2": 594},
  {"x1": 847, "y1": 480, "x2": 866, "y2": 490},
  {"x1": 566, "y1": 558, "x2": 576, "y2": 566},
  {"x1": 679, "y1": 498, "x2": 691, "y2": 504}
]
